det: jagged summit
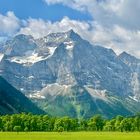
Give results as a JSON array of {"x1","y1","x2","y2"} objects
[
  {"x1": 13, "y1": 34, "x2": 36, "y2": 45},
  {"x1": 66, "y1": 29, "x2": 82, "y2": 41},
  {"x1": 14, "y1": 34, "x2": 34, "y2": 40},
  {"x1": 38, "y1": 29, "x2": 81, "y2": 43},
  {"x1": 66, "y1": 29, "x2": 78, "y2": 36},
  {"x1": 119, "y1": 51, "x2": 134, "y2": 58},
  {"x1": 119, "y1": 51, "x2": 140, "y2": 64},
  {"x1": 67, "y1": 29, "x2": 75, "y2": 33}
]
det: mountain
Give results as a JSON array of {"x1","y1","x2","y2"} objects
[
  {"x1": 0, "y1": 29, "x2": 140, "y2": 118},
  {"x1": 0, "y1": 76, "x2": 44, "y2": 115}
]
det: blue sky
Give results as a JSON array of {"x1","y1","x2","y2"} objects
[
  {"x1": 0, "y1": 0, "x2": 92, "y2": 21},
  {"x1": 0, "y1": 0, "x2": 140, "y2": 58}
]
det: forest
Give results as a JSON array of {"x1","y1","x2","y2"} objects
[{"x1": 0, "y1": 113, "x2": 140, "y2": 132}]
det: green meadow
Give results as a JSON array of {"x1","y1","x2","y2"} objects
[{"x1": 0, "y1": 132, "x2": 140, "y2": 140}]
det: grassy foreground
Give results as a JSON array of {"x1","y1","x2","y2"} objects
[{"x1": 0, "y1": 132, "x2": 140, "y2": 140}]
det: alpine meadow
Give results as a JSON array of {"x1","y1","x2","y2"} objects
[{"x1": 0, "y1": 0, "x2": 140, "y2": 139}]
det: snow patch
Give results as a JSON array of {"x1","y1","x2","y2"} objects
[
  {"x1": 20, "y1": 88, "x2": 24, "y2": 91},
  {"x1": 64, "y1": 41, "x2": 74, "y2": 50},
  {"x1": 9, "y1": 52, "x2": 53, "y2": 66},
  {"x1": 129, "y1": 95, "x2": 139, "y2": 102},
  {"x1": 131, "y1": 72, "x2": 140, "y2": 101},
  {"x1": 0, "y1": 53, "x2": 4, "y2": 61},
  {"x1": 28, "y1": 76, "x2": 34, "y2": 79},
  {"x1": 48, "y1": 47, "x2": 57, "y2": 57},
  {"x1": 29, "y1": 92, "x2": 46, "y2": 99},
  {"x1": 107, "y1": 66, "x2": 112, "y2": 70}
]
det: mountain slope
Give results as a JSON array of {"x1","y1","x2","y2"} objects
[
  {"x1": 0, "y1": 30, "x2": 140, "y2": 118},
  {"x1": 119, "y1": 52, "x2": 140, "y2": 101},
  {"x1": 0, "y1": 76, "x2": 44, "y2": 115}
]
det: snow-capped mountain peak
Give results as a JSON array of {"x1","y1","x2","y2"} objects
[{"x1": 1, "y1": 30, "x2": 140, "y2": 118}]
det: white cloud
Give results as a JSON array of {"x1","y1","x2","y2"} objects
[
  {"x1": 90, "y1": 24, "x2": 140, "y2": 57},
  {"x1": 18, "y1": 16, "x2": 140, "y2": 58},
  {"x1": 1, "y1": 1, "x2": 140, "y2": 58},
  {"x1": 18, "y1": 17, "x2": 90, "y2": 39},
  {"x1": 0, "y1": 11, "x2": 20, "y2": 36},
  {"x1": 44, "y1": 0, "x2": 140, "y2": 30},
  {"x1": 43, "y1": 0, "x2": 140, "y2": 58}
]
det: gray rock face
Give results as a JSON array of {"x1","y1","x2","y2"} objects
[
  {"x1": 119, "y1": 52, "x2": 140, "y2": 101},
  {"x1": 0, "y1": 30, "x2": 140, "y2": 118}
]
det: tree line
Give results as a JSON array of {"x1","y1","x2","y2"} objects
[{"x1": 0, "y1": 113, "x2": 140, "y2": 132}]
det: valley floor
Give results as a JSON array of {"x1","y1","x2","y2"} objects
[{"x1": 0, "y1": 132, "x2": 140, "y2": 140}]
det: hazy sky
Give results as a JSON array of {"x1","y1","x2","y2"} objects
[{"x1": 0, "y1": 0, "x2": 140, "y2": 57}]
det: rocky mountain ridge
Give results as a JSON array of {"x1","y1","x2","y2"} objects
[{"x1": 0, "y1": 30, "x2": 140, "y2": 118}]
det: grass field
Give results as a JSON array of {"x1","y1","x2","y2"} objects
[{"x1": 0, "y1": 132, "x2": 140, "y2": 140}]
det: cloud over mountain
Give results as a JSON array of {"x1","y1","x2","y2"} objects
[
  {"x1": 1, "y1": 0, "x2": 140, "y2": 57},
  {"x1": 0, "y1": 11, "x2": 20, "y2": 36}
]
